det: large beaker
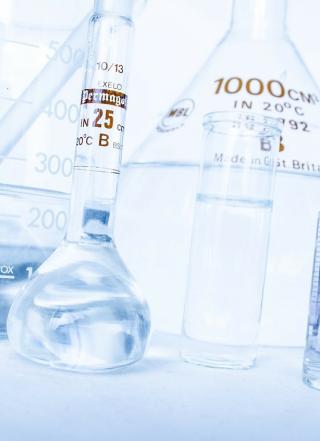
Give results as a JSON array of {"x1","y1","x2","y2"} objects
[
  {"x1": 0, "y1": 0, "x2": 91, "y2": 336},
  {"x1": 115, "y1": 0, "x2": 320, "y2": 346}
]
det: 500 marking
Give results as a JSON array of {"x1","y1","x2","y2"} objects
[{"x1": 47, "y1": 40, "x2": 85, "y2": 67}]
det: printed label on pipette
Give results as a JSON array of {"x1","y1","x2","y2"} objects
[
  {"x1": 81, "y1": 89, "x2": 128, "y2": 109},
  {"x1": 74, "y1": 83, "x2": 127, "y2": 172},
  {"x1": 78, "y1": 87, "x2": 127, "y2": 151}
]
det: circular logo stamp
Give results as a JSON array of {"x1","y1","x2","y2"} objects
[{"x1": 157, "y1": 98, "x2": 195, "y2": 132}]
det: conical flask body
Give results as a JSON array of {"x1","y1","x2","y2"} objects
[{"x1": 115, "y1": 27, "x2": 320, "y2": 346}]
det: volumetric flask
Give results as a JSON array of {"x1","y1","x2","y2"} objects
[
  {"x1": 0, "y1": 0, "x2": 91, "y2": 336},
  {"x1": 7, "y1": 0, "x2": 151, "y2": 373},
  {"x1": 181, "y1": 112, "x2": 282, "y2": 369}
]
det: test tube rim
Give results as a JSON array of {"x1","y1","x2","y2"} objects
[{"x1": 203, "y1": 111, "x2": 283, "y2": 139}]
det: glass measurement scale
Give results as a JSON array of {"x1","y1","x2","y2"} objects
[{"x1": 0, "y1": 0, "x2": 91, "y2": 336}]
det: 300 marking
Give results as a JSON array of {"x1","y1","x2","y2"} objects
[{"x1": 34, "y1": 153, "x2": 73, "y2": 178}]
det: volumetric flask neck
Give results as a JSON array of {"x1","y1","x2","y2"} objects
[
  {"x1": 229, "y1": 0, "x2": 287, "y2": 39},
  {"x1": 95, "y1": 0, "x2": 147, "y2": 19},
  {"x1": 66, "y1": 9, "x2": 134, "y2": 245}
]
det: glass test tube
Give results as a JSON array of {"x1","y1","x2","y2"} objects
[
  {"x1": 303, "y1": 214, "x2": 320, "y2": 390},
  {"x1": 181, "y1": 111, "x2": 282, "y2": 369}
]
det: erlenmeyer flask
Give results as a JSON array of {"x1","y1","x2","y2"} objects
[{"x1": 115, "y1": 0, "x2": 320, "y2": 346}]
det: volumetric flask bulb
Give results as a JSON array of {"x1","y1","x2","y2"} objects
[
  {"x1": 115, "y1": 0, "x2": 320, "y2": 346},
  {"x1": 7, "y1": 0, "x2": 151, "y2": 372},
  {"x1": 0, "y1": 0, "x2": 91, "y2": 336}
]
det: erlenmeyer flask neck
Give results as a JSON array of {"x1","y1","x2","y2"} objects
[{"x1": 229, "y1": 0, "x2": 287, "y2": 39}]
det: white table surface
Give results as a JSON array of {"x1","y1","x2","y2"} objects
[{"x1": 0, "y1": 332, "x2": 319, "y2": 441}]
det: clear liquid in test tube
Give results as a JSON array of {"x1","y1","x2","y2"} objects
[{"x1": 181, "y1": 112, "x2": 283, "y2": 369}]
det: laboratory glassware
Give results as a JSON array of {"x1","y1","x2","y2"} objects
[
  {"x1": 0, "y1": 0, "x2": 92, "y2": 336},
  {"x1": 303, "y1": 213, "x2": 320, "y2": 390},
  {"x1": 115, "y1": 0, "x2": 320, "y2": 346},
  {"x1": 7, "y1": 0, "x2": 151, "y2": 373},
  {"x1": 181, "y1": 111, "x2": 282, "y2": 369},
  {"x1": 0, "y1": 0, "x2": 148, "y2": 338}
]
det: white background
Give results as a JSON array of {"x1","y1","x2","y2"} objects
[{"x1": 0, "y1": 335, "x2": 319, "y2": 441}]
